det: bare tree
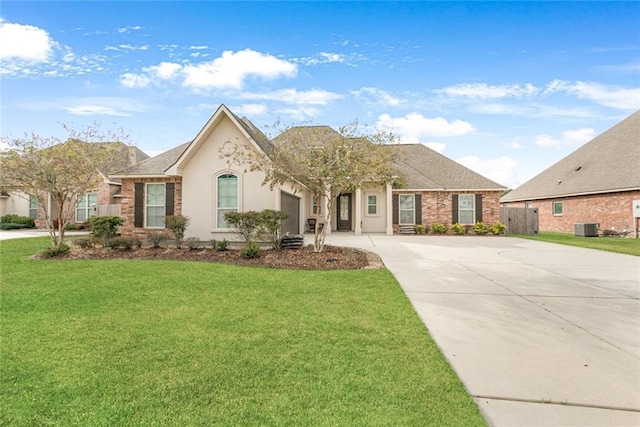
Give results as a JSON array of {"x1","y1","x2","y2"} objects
[
  {"x1": 235, "y1": 122, "x2": 399, "y2": 252},
  {"x1": 0, "y1": 124, "x2": 129, "y2": 250}
]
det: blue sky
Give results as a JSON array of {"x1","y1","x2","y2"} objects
[{"x1": 1, "y1": 1, "x2": 639, "y2": 188}]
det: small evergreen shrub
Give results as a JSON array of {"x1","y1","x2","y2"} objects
[
  {"x1": 86, "y1": 216, "x2": 123, "y2": 244},
  {"x1": 490, "y1": 221, "x2": 507, "y2": 235},
  {"x1": 473, "y1": 221, "x2": 490, "y2": 235},
  {"x1": 64, "y1": 223, "x2": 82, "y2": 231},
  {"x1": 165, "y1": 215, "x2": 190, "y2": 248},
  {"x1": 113, "y1": 237, "x2": 134, "y2": 250},
  {"x1": 74, "y1": 238, "x2": 94, "y2": 249},
  {"x1": 0, "y1": 214, "x2": 35, "y2": 228},
  {"x1": 240, "y1": 241, "x2": 261, "y2": 259},
  {"x1": 451, "y1": 223, "x2": 465, "y2": 235},
  {"x1": 0, "y1": 223, "x2": 25, "y2": 230},
  {"x1": 148, "y1": 232, "x2": 169, "y2": 248},
  {"x1": 185, "y1": 237, "x2": 200, "y2": 250},
  {"x1": 430, "y1": 223, "x2": 447, "y2": 234},
  {"x1": 40, "y1": 242, "x2": 71, "y2": 258},
  {"x1": 215, "y1": 239, "x2": 229, "y2": 251},
  {"x1": 415, "y1": 224, "x2": 426, "y2": 235}
]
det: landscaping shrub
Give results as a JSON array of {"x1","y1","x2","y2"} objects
[
  {"x1": 64, "y1": 223, "x2": 82, "y2": 231},
  {"x1": 215, "y1": 239, "x2": 229, "y2": 251},
  {"x1": 165, "y1": 215, "x2": 190, "y2": 248},
  {"x1": 225, "y1": 211, "x2": 260, "y2": 243},
  {"x1": 0, "y1": 223, "x2": 26, "y2": 230},
  {"x1": 86, "y1": 216, "x2": 123, "y2": 244},
  {"x1": 0, "y1": 214, "x2": 35, "y2": 228},
  {"x1": 473, "y1": 221, "x2": 490, "y2": 235},
  {"x1": 415, "y1": 224, "x2": 427, "y2": 235},
  {"x1": 184, "y1": 237, "x2": 200, "y2": 250},
  {"x1": 40, "y1": 242, "x2": 71, "y2": 258},
  {"x1": 256, "y1": 210, "x2": 289, "y2": 248},
  {"x1": 430, "y1": 223, "x2": 447, "y2": 234},
  {"x1": 451, "y1": 223, "x2": 465, "y2": 235},
  {"x1": 148, "y1": 232, "x2": 169, "y2": 248},
  {"x1": 490, "y1": 221, "x2": 507, "y2": 235},
  {"x1": 113, "y1": 237, "x2": 135, "y2": 250},
  {"x1": 240, "y1": 241, "x2": 261, "y2": 259},
  {"x1": 74, "y1": 238, "x2": 95, "y2": 249}
]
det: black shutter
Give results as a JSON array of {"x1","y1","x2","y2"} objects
[
  {"x1": 165, "y1": 183, "x2": 175, "y2": 217},
  {"x1": 392, "y1": 194, "x2": 398, "y2": 225},
  {"x1": 475, "y1": 194, "x2": 483, "y2": 222},
  {"x1": 452, "y1": 194, "x2": 459, "y2": 224},
  {"x1": 134, "y1": 183, "x2": 144, "y2": 228},
  {"x1": 415, "y1": 194, "x2": 422, "y2": 225}
]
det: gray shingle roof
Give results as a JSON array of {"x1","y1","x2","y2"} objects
[
  {"x1": 392, "y1": 144, "x2": 506, "y2": 190},
  {"x1": 501, "y1": 110, "x2": 640, "y2": 202},
  {"x1": 115, "y1": 142, "x2": 190, "y2": 176}
]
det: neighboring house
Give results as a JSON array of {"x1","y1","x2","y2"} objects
[
  {"x1": 0, "y1": 142, "x2": 148, "y2": 226},
  {"x1": 501, "y1": 110, "x2": 640, "y2": 233},
  {"x1": 112, "y1": 104, "x2": 505, "y2": 240}
]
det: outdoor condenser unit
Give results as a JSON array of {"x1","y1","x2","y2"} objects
[{"x1": 574, "y1": 223, "x2": 598, "y2": 237}]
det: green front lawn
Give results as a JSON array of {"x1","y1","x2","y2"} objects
[
  {"x1": 1, "y1": 238, "x2": 484, "y2": 426},
  {"x1": 514, "y1": 231, "x2": 640, "y2": 256}
]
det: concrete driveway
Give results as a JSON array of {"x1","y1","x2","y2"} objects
[{"x1": 324, "y1": 234, "x2": 640, "y2": 427}]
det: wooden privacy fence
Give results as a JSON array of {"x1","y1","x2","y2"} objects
[
  {"x1": 96, "y1": 204, "x2": 121, "y2": 217},
  {"x1": 500, "y1": 207, "x2": 539, "y2": 235}
]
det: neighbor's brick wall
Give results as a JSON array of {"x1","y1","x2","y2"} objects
[
  {"x1": 119, "y1": 177, "x2": 183, "y2": 238},
  {"x1": 503, "y1": 190, "x2": 640, "y2": 233}
]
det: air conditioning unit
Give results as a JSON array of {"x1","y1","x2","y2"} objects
[{"x1": 574, "y1": 223, "x2": 598, "y2": 237}]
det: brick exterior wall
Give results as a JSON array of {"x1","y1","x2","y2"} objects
[
  {"x1": 119, "y1": 177, "x2": 183, "y2": 238},
  {"x1": 503, "y1": 190, "x2": 640, "y2": 233},
  {"x1": 392, "y1": 190, "x2": 503, "y2": 233}
]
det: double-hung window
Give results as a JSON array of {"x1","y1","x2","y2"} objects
[
  {"x1": 553, "y1": 201, "x2": 563, "y2": 216},
  {"x1": 458, "y1": 194, "x2": 475, "y2": 225},
  {"x1": 146, "y1": 184, "x2": 166, "y2": 227},
  {"x1": 217, "y1": 174, "x2": 238, "y2": 228},
  {"x1": 367, "y1": 194, "x2": 378, "y2": 216},
  {"x1": 29, "y1": 196, "x2": 38, "y2": 219},
  {"x1": 76, "y1": 193, "x2": 97, "y2": 223},
  {"x1": 399, "y1": 194, "x2": 415, "y2": 224}
]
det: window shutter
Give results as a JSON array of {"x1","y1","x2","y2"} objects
[
  {"x1": 415, "y1": 194, "x2": 422, "y2": 225},
  {"x1": 392, "y1": 194, "x2": 398, "y2": 225},
  {"x1": 134, "y1": 183, "x2": 144, "y2": 228},
  {"x1": 165, "y1": 183, "x2": 175, "y2": 217},
  {"x1": 475, "y1": 194, "x2": 483, "y2": 222},
  {"x1": 452, "y1": 194, "x2": 459, "y2": 224}
]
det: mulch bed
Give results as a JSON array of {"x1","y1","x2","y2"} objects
[{"x1": 58, "y1": 244, "x2": 384, "y2": 270}]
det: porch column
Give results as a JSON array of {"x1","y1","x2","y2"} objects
[
  {"x1": 386, "y1": 183, "x2": 393, "y2": 235},
  {"x1": 354, "y1": 187, "x2": 362, "y2": 235},
  {"x1": 324, "y1": 189, "x2": 331, "y2": 235}
]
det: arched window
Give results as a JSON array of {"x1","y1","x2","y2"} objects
[{"x1": 217, "y1": 174, "x2": 238, "y2": 228}]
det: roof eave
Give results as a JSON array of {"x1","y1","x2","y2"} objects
[{"x1": 501, "y1": 186, "x2": 640, "y2": 202}]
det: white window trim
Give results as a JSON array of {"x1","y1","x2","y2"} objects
[
  {"x1": 458, "y1": 194, "x2": 475, "y2": 225},
  {"x1": 145, "y1": 183, "x2": 166, "y2": 228},
  {"x1": 553, "y1": 201, "x2": 563, "y2": 216},
  {"x1": 399, "y1": 194, "x2": 415, "y2": 225},
  {"x1": 214, "y1": 171, "x2": 241, "y2": 231},
  {"x1": 365, "y1": 193, "x2": 379, "y2": 217}
]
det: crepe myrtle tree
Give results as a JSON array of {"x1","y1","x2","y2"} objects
[
  {"x1": 232, "y1": 121, "x2": 399, "y2": 252},
  {"x1": 0, "y1": 123, "x2": 128, "y2": 251}
]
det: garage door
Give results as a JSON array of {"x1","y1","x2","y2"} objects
[{"x1": 280, "y1": 191, "x2": 300, "y2": 235}]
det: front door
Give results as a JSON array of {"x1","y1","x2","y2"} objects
[{"x1": 337, "y1": 193, "x2": 352, "y2": 231}]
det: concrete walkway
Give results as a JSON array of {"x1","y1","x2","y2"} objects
[{"x1": 324, "y1": 234, "x2": 640, "y2": 427}]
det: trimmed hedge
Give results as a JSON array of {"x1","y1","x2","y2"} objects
[{"x1": 0, "y1": 214, "x2": 35, "y2": 229}]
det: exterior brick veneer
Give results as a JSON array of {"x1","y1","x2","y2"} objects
[
  {"x1": 119, "y1": 177, "x2": 183, "y2": 238},
  {"x1": 502, "y1": 190, "x2": 640, "y2": 233}
]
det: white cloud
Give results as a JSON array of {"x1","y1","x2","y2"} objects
[
  {"x1": 293, "y1": 52, "x2": 366, "y2": 66},
  {"x1": 545, "y1": 80, "x2": 640, "y2": 110},
  {"x1": 456, "y1": 155, "x2": 518, "y2": 188},
  {"x1": 242, "y1": 88, "x2": 343, "y2": 105},
  {"x1": 436, "y1": 83, "x2": 539, "y2": 99},
  {"x1": 423, "y1": 142, "x2": 446, "y2": 153},
  {"x1": 146, "y1": 62, "x2": 182, "y2": 80},
  {"x1": 117, "y1": 26, "x2": 142, "y2": 33},
  {"x1": 120, "y1": 72, "x2": 151, "y2": 88},
  {"x1": 535, "y1": 128, "x2": 595, "y2": 149},
  {"x1": 0, "y1": 19, "x2": 55, "y2": 61},
  {"x1": 233, "y1": 103, "x2": 269, "y2": 116},
  {"x1": 62, "y1": 97, "x2": 145, "y2": 117},
  {"x1": 376, "y1": 113, "x2": 475, "y2": 143},
  {"x1": 64, "y1": 105, "x2": 130, "y2": 116},
  {"x1": 352, "y1": 87, "x2": 404, "y2": 106},
  {"x1": 182, "y1": 49, "x2": 297, "y2": 90},
  {"x1": 189, "y1": 45, "x2": 208, "y2": 50}
]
